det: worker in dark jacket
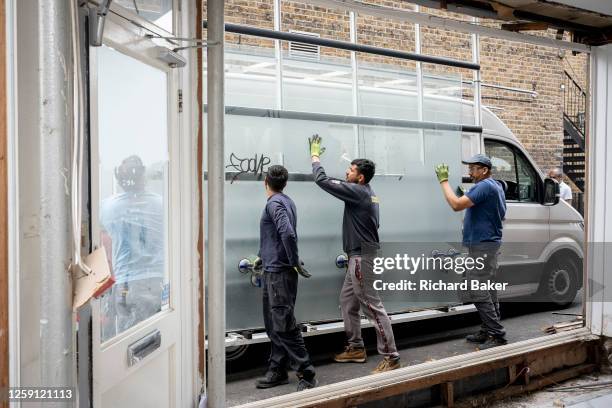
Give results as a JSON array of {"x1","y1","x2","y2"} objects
[
  {"x1": 435, "y1": 154, "x2": 507, "y2": 350},
  {"x1": 308, "y1": 135, "x2": 401, "y2": 374},
  {"x1": 254, "y1": 165, "x2": 317, "y2": 391}
]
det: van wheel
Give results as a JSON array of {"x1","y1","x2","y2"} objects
[
  {"x1": 226, "y1": 344, "x2": 249, "y2": 361},
  {"x1": 541, "y1": 258, "x2": 578, "y2": 307}
]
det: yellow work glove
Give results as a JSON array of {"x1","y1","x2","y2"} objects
[
  {"x1": 435, "y1": 164, "x2": 449, "y2": 183},
  {"x1": 308, "y1": 134, "x2": 326, "y2": 158}
]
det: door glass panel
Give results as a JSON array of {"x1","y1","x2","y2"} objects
[
  {"x1": 97, "y1": 45, "x2": 170, "y2": 342},
  {"x1": 516, "y1": 152, "x2": 538, "y2": 202},
  {"x1": 484, "y1": 140, "x2": 519, "y2": 201},
  {"x1": 115, "y1": 0, "x2": 174, "y2": 32}
]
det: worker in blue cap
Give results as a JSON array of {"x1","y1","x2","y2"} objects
[{"x1": 435, "y1": 154, "x2": 508, "y2": 350}]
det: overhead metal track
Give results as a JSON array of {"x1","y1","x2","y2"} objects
[
  {"x1": 202, "y1": 21, "x2": 481, "y2": 70},
  {"x1": 211, "y1": 106, "x2": 483, "y2": 133}
]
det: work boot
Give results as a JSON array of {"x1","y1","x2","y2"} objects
[
  {"x1": 296, "y1": 372, "x2": 318, "y2": 391},
  {"x1": 466, "y1": 330, "x2": 489, "y2": 344},
  {"x1": 255, "y1": 370, "x2": 289, "y2": 389},
  {"x1": 371, "y1": 356, "x2": 401, "y2": 374},
  {"x1": 478, "y1": 336, "x2": 508, "y2": 350},
  {"x1": 333, "y1": 346, "x2": 367, "y2": 363}
]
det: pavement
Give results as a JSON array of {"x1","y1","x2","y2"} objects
[
  {"x1": 226, "y1": 296, "x2": 583, "y2": 406},
  {"x1": 490, "y1": 373, "x2": 612, "y2": 407}
]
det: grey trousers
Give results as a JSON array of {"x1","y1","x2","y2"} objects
[
  {"x1": 465, "y1": 247, "x2": 506, "y2": 339},
  {"x1": 341, "y1": 256, "x2": 399, "y2": 358}
]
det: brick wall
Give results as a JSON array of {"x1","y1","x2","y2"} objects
[{"x1": 202, "y1": 0, "x2": 588, "y2": 173}]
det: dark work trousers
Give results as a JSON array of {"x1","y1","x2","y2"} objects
[
  {"x1": 262, "y1": 269, "x2": 315, "y2": 379},
  {"x1": 465, "y1": 246, "x2": 506, "y2": 339}
]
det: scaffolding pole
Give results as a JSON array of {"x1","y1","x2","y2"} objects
[
  {"x1": 472, "y1": 17, "x2": 482, "y2": 128},
  {"x1": 38, "y1": 0, "x2": 74, "y2": 403},
  {"x1": 206, "y1": 0, "x2": 226, "y2": 406}
]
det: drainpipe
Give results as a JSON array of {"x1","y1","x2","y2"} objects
[
  {"x1": 207, "y1": 0, "x2": 226, "y2": 406},
  {"x1": 38, "y1": 0, "x2": 74, "y2": 402}
]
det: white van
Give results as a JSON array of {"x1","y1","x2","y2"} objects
[{"x1": 212, "y1": 47, "x2": 584, "y2": 351}]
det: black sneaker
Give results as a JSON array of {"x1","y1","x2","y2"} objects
[
  {"x1": 255, "y1": 370, "x2": 289, "y2": 389},
  {"x1": 466, "y1": 331, "x2": 488, "y2": 344},
  {"x1": 296, "y1": 377, "x2": 317, "y2": 391},
  {"x1": 478, "y1": 336, "x2": 508, "y2": 350}
]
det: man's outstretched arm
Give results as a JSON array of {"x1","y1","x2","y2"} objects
[
  {"x1": 309, "y1": 134, "x2": 362, "y2": 203},
  {"x1": 435, "y1": 164, "x2": 474, "y2": 212}
]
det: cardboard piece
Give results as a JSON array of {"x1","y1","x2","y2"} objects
[{"x1": 72, "y1": 246, "x2": 115, "y2": 310}]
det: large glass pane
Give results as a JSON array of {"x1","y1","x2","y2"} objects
[
  {"x1": 281, "y1": 53, "x2": 353, "y2": 115},
  {"x1": 224, "y1": 44, "x2": 279, "y2": 109},
  {"x1": 422, "y1": 64, "x2": 464, "y2": 124},
  {"x1": 115, "y1": 0, "x2": 173, "y2": 32},
  {"x1": 221, "y1": 115, "x2": 356, "y2": 330},
  {"x1": 97, "y1": 45, "x2": 170, "y2": 342},
  {"x1": 357, "y1": 60, "x2": 419, "y2": 120}
]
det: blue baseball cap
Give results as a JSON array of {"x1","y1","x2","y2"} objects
[{"x1": 462, "y1": 153, "x2": 492, "y2": 169}]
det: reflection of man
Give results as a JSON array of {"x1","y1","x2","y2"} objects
[
  {"x1": 435, "y1": 154, "x2": 507, "y2": 350},
  {"x1": 309, "y1": 135, "x2": 401, "y2": 373},
  {"x1": 548, "y1": 168, "x2": 573, "y2": 204},
  {"x1": 254, "y1": 165, "x2": 317, "y2": 391},
  {"x1": 100, "y1": 155, "x2": 165, "y2": 341}
]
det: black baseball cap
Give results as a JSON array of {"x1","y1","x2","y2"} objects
[{"x1": 462, "y1": 153, "x2": 492, "y2": 169}]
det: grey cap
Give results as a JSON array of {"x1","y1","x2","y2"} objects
[{"x1": 462, "y1": 153, "x2": 492, "y2": 168}]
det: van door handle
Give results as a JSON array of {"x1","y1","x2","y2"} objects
[{"x1": 127, "y1": 329, "x2": 161, "y2": 366}]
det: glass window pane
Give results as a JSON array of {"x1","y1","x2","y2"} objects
[
  {"x1": 516, "y1": 152, "x2": 538, "y2": 202},
  {"x1": 484, "y1": 140, "x2": 518, "y2": 201},
  {"x1": 115, "y1": 0, "x2": 173, "y2": 32},
  {"x1": 361, "y1": 126, "x2": 423, "y2": 175},
  {"x1": 224, "y1": 44, "x2": 278, "y2": 109},
  {"x1": 357, "y1": 60, "x2": 419, "y2": 120},
  {"x1": 97, "y1": 45, "x2": 170, "y2": 342},
  {"x1": 282, "y1": 52, "x2": 353, "y2": 115}
]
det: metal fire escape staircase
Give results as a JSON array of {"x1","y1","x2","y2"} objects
[{"x1": 562, "y1": 71, "x2": 586, "y2": 192}]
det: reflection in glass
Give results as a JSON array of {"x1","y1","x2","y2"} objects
[
  {"x1": 97, "y1": 46, "x2": 170, "y2": 342},
  {"x1": 282, "y1": 51, "x2": 353, "y2": 115},
  {"x1": 357, "y1": 60, "x2": 418, "y2": 120},
  {"x1": 224, "y1": 45, "x2": 278, "y2": 109},
  {"x1": 115, "y1": 0, "x2": 173, "y2": 32}
]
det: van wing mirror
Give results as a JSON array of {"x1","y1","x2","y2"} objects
[{"x1": 542, "y1": 178, "x2": 560, "y2": 206}]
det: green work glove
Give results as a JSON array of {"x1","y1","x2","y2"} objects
[
  {"x1": 253, "y1": 256, "x2": 263, "y2": 271},
  {"x1": 455, "y1": 185, "x2": 466, "y2": 197},
  {"x1": 435, "y1": 164, "x2": 449, "y2": 183},
  {"x1": 308, "y1": 134, "x2": 326, "y2": 158}
]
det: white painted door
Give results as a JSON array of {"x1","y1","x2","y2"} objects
[{"x1": 90, "y1": 12, "x2": 187, "y2": 408}]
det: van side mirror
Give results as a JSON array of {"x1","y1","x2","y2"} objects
[{"x1": 542, "y1": 178, "x2": 560, "y2": 205}]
